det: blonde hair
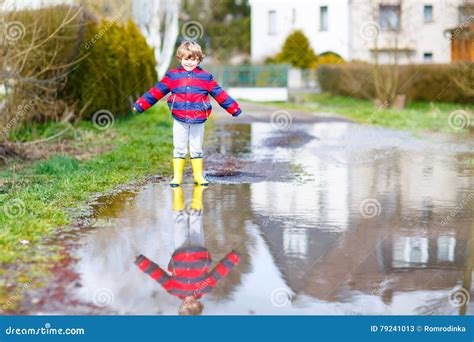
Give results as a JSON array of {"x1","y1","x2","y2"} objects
[
  {"x1": 178, "y1": 296, "x2": 204, "y2": 315},
  {"x1": 176, "y1": 41, "x2": 204, "y2": 62}
]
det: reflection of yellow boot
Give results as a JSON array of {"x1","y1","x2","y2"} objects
[
  {"x1": 191, "y1": 158, "x2": 209, "y2": 186},
  {"x1": 170, "y1": 158, "x2": 185, "y2": 187},
  {"x1": 191, "y1": 185, "x2": 207, "y2": 211},
  {"x1": 172, "y1": 186, "x2": 184, "y2": 211}
]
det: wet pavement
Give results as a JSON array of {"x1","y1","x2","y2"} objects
[{"x1": 27, "y1": 102, "x2": 474, "y2": 315}]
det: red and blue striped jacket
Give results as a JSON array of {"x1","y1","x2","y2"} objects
[
  {"x1": 133, "y1": 65, "x2": 242, "y2": 124},
  {"x1": 134, "y1": 247, "x2": 241, "y2": 299}
]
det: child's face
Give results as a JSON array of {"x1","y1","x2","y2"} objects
[{"x1": 181, "y1": 57, "x2": 199, "y2": 71}]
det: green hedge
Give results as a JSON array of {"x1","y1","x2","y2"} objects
[
  {"x1": 317, "y1": 63, "x2": 473, "y2": 104},
  {"x1": 265, "y1": 30, "x2": 317, "y2": 69},
  {"x1": 1, "y1": 5, "x2": 157, "y2": 134},
  {"x1": 64, "y1": 19, "x2": 157, "y2": 118}
]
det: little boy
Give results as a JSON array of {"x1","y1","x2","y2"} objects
[{"x1": 133, "y1": 41, "x2": 242, "y2": 187}]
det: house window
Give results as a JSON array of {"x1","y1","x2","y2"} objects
[
  {"x1": 268, "y1": 10, "x2": 277, "y2": 35},
  {"x1": 392, "y1": 237, "x2": 429, "y2": 268},
  {"x1": 283, "y1": 228, "x2": 308, "y2": 259},
  {"x1": 379, "y1": 4, "x2": 401, "y2": 31},
  {"x1": 437, "y1": 235, "x2": 456, "y2": 263},
  {"x1": 320, "y1": 6, "x2": 328, "y2": 31},
  {"x1": 423, "y1": 5, "x2": 433, "y2": 23},
  {"x1": 423, "y1": 52, "x2": 433, "y2": 63}
]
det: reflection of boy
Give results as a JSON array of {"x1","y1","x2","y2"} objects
[
  {"x1": 134, "y1": 186, "x2": 240, "y2": 315},
  {"x1": 134, "y1": 249, "x2": 240, "y2": 314}
]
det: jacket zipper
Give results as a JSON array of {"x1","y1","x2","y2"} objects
[
  {"x1": 202, "y1": 99, "x2": 208, "y2": 118},
  {"x1": 170, "y1": 94, "x2": 176, "y2": 119}
]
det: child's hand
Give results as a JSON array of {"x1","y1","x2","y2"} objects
[
  {"x1": 133, "y1": 107, "x2": 137, "y2": 112},
  {"x1": 134, "y1": 255, "x2": 143, "y2": 264}
]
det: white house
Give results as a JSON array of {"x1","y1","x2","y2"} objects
[{"x1": 250, "y1": 0, "x2": 472, "y2": 64}]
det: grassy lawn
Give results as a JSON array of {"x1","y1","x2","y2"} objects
[
  {"x1": 264, "y1": 93, "x2": 474, "y2": 134},
  {"x1": 0, "y1": 104, "x2": 177, "y2": 310}
]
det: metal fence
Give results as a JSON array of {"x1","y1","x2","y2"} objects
[{"x1": 206, "y1": 64, "x2": 290, "y2": 88}]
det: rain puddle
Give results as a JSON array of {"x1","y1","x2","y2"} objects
[{"x1": 62, "y1": 122, "x2": 474, "y2": 315}]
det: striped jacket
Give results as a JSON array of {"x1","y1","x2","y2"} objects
[
  {"x1": 133, "y1": 65, "x2": 242, "y2": 124},
  {"x1": 134, "y1": 247, "x2": 241, "y2": 299}
]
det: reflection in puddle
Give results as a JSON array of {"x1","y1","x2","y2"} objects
[
  {"x1": 134, "y1": 186, "x2": 242, "y2": 315},
  {"x1": 72, "y1": 122, "x2": 474, "y2": 315}
]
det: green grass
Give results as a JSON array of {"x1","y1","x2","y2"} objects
[
  {"x1": 8, "y1": 120, "x2": 75, "y2": 142},
  {"x1": 264, "y1": 93, "x2": 474, "y2": 134},
  {"x1": 0, "y1": 104, "x2": 176, "y2": 310}
]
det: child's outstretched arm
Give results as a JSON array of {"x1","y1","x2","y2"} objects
[
  {"x1": 201, "y1": 250, "x2": 241, "y2": 291},
  {"x1": 133, "y1": 72, "x2": 173, "y2": 113},
  {"x1": 134, "y1": 254, "x2": 171, "y2": 286},
  {"x1": 177, "y1": 250, "x2": 240, "y2": 297},
  {"x1": 207, "y1": 75, "x2": 242, "y2": 117}
]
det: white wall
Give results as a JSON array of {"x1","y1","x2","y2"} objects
[
  {"x1": 229, "y1": 87, "x2": 288, "y2": 101},
  {"x1": 250, "y1": 0, "x2": 351, "y2": 63},
  {"x1": 350, "y1": 0, "x2": 463, "y2": 64},
  {"x1": 251, "y1": 0, "x2": 465, "y2": 65},
  {"x1": 410, "y1": 1, "x2": 461, "y2": 63}
]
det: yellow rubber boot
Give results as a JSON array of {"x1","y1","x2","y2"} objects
[
  {"x1": 172, "y1": 186, "x2": 184, "y2": 211},
  {"x1": 170, "y1": 158, "x2": 185, "y2": 187},
  {"x1": 191, "y1": 158, "x2": 209, "y2": 186},
  {"x1": 191, "y1": 185, "x2": 207, "y2": 211}
]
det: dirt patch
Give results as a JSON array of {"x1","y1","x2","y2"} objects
[
  {"x1": 0, "y1": 129, "x2": 118, "y2": 171},
  {"x1": 0, "y1": 142, "x2": 30, "y2": 164}
]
